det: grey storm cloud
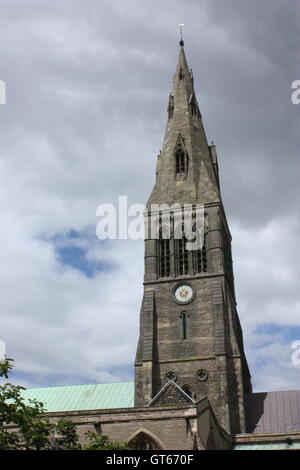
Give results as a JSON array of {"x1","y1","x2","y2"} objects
[{"x1": 0, "y1": 0, "x2": 299, "y2": 390}]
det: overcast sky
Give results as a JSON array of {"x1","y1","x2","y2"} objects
[{"x1": 0, "y1": 0, "x2": 299, "y2": 392}]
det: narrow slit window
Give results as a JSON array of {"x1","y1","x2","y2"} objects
[
  {"x1": 180, "y1": 311, "x2": 188, "y2": 340},
  {"x1": 191, "y1": 99, "x2": 197, "y2": 116},
  {"x1": 176, "y1": 149, "x2": 185, "y2": 174}
]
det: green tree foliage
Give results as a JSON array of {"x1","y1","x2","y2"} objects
[
  {"x1": 83, "y1": 432, "x2": 133, "y2": 450},
  {"x1": 0, "y1": 358, "x2": 78, "y2": 450}
]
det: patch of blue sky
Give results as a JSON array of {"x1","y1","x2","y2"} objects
[
  {"x1": 10, "y1": 366, "x2": 134, "y2": 388},
  {"x1": 253, "y1": 323, "x2": 300, "y2": 347},
  {"x1": 10, "y1": 370, "x2": 100, "y2": 388},
  {"x1": 57, "y1": 244, "x2": 113, "y2": 278},
  {"x1": 45, "y1": 227, "x2": 115, "y2": 278}
]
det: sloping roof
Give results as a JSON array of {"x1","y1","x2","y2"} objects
[
  {"x1": 20, "y1": 382, "x2": 134, "y2": 412},
  {"x1": 235, "y1": 441, "x2": 300, "y2": 450},
  {"x1": 246, "y1": 390, "x2": 300, "y2": 433}
]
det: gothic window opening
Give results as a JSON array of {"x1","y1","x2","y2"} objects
[
  {"x1": 189, "y1": 91, "x2": 199, "y2": 117},
  {"x1": 195, "y1": 244, "x2": 207, "y2": 273},
  {"x1": 190, "y1": 98, "x2": 198, "y2": 116},
  {"x1": 179, "y1": 67, "x2": 184, "y2": 80},
  {"x1": 182, "y1": 384, "x2": 193, "y2": 398},
  {"x1": 180, "y1": 311, "x2": 188, "y2": 340},
  {"x1": 175, "y1": 148, "x2": 185, "y2": 174},
  {"x1": 128, "y1": 431, "x2": 163, "y2": 450},
  {"x1": 159, "y1": 238, "x2": 170, "y2": 278},
  {"x1": 174, "y1": 135, "x2": 188, "y2": 179},
  {"x1": 156, "y1": 220, "x2": 173, "y2": 279},
  {"x1": 136, "y1": 438, "x2": 155, "y2": 450},
  {"x1": 176, "y1": 237, "x2": 189, "y2": 275},
  {"x1": 174, "y1": 221, "x2": 190, "y2": 275},
  {"x1": 168, "y1": 93, "x2": 174, "y2": 120},
  {"x1": 191, "y1": 223, "x2": 207, "y2": 274}
]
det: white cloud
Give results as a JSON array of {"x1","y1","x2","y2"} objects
[{"x1": 0, "y1": 0, "x2": 299, "y2": 393}]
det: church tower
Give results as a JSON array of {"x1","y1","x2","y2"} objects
[{"x1": 134, "y1": 40, "x2": 252, "y2": 435}]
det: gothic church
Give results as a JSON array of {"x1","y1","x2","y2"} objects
[{"x1": 19, "y1": 41, "x2": 300, "y2": 450}]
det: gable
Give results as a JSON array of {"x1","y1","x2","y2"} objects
[{"x1": 147, "y1": 380, "x2": 195, "y2": 407}]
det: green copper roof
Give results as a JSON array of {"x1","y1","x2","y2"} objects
[{"x1": 20, "y1": 382, "x2": 134, "y2": 412}]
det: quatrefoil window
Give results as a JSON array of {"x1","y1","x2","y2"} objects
[
  {"x1": 165, "y1": 371, "x2": 177, "y2": 382},
  {"x1": 197, "y1": 369, "x2": 208, "y2": 382}
]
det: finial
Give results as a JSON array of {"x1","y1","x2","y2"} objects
[{"x1": 177, "y1": 23, "x2": 184, "y2": 46}]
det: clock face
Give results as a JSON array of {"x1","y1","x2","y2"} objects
[{"x1": 174, "y1": 284, "x2": 194, "y2": 304}]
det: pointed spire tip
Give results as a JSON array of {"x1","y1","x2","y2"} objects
[{"x1": 178, "y1": 23, "x2": 184, "y2": 47}]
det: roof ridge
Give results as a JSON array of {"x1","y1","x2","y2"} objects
[{"x1": 23, "y1": 381, "x2": 134, "y2": 391}]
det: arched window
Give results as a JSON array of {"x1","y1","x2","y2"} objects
[
  {"x1": 158, "y1": 238, "x2": 170, "y2": 277},
  {"x1": 174, "y1": 135, "x2": 188, "y2": 179},
  {"x1": 127, "y1": 429, "x2": 165, "y2": 450},
  {"x1": 168, "y1": 93, "x2": 174, "y2": 120},
  {"x1": 179, "y1": 67, "x2": 184, "y2": 80},
  {"x1": 191, "y1": 224, "x2": 207, "y2": 274},
  {"x1": 175, "y1": 236, "x2": 189, "y2": 275},
  {"x1": 190, "y1": 97, "x2": 198, "y2": 116},
  {"x1": 156, "y1": 222, "x2": 172, "y2": 279},
  {"x1": 180, "y1": 311, "x2": 189, "y2": 340},
  {"x1": 193, "y1": 243, "x2": 207, "y2": 273},
  {"x1": 175, "y1": 148, "x2": 185, "y2": 174},
  {"x1": 136, "y1": 438, "x2": 156, "y2": 450},
  {"x1": 182, "y1": 384, "x2": 193, "y2": 398}
]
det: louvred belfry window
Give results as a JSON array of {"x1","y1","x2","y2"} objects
[
  {"x1": 178, "y1": 238, "x2": 188, "y2": 275},
  {"x1": 193, "y1": 238, "x2": 207, "y2": 274},
  {"x1": 190, "y1": 221, "x2": 207, "y2": 274},
  {"x1": 159, "y1": 238, "x2": 170, "y2": 278},
  {"x1": 195, "y1": 245, "x2": 207, "y2": 273},
  {"x1": 156, "y1": 220, "x2": 172, "y2": 279},
  {"x1": 175, "y1": 236, "x2": 189, "y2": 275}
]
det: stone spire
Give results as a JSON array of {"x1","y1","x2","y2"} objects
[
  {"x1": 135, "y1": 42, "x2": 252, "y2": 436},
  {"x1": 147, "y1": 41, "x2": 221, "y2": 207}
]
